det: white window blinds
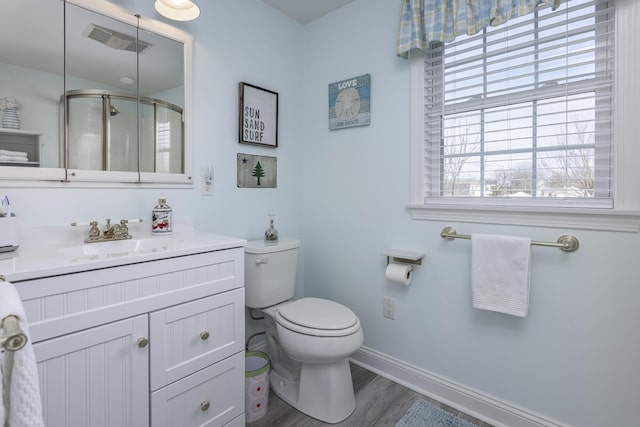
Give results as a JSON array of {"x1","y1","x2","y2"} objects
[{"x1": 423, "y1": 0, "x2": 615, "y2": 207}]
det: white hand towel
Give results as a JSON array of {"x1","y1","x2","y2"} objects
[
  {"x1": 471, "y1": 233, "x2": 532, "y2": 317},
  {"x1": 0, "y1": 150, "x2": 28, "y2": 158},
  {"x1": 0, "y1": 282, "x2": 44, "y2": 427},
  {"x1": 0, "y1": 155, "x2": 28, "y2": 163}
]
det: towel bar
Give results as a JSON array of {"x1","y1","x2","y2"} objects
[
  {"x1": 1, "y1": 315, "x2": 27, "y2": 352},
  {"x1": 440, "y1": 226, "x2": 580, "y2": 253}
]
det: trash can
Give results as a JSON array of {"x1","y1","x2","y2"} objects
[{"x1": 245, "y1": 351, "x2": 270, "y2": 422}]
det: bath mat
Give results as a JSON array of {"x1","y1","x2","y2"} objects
[{"x1": 395, "y1": 399, "x2": 478, "y2": 427}]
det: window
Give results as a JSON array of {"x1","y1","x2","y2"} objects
[
  {"x1": 423, "y1": 0, "x2": 614, "y2": 207},
  {"x1": 408, "y1": 0, "x2": 640, "y2": 230},
  {"x1": 408, "y1": 0, "x2": 640, "y2": 231},
  {"x1": 156, "y1": 121, "x2": 171, "y2": 173}
]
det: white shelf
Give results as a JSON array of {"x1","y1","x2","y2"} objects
[
  {"x1": 381, "y1": 249, "x2": 425, "y2": 265},
  {"x1": 0, "y1": 128, "x2": 42, "y2": 137},
  {"x1": 0, "y1": 129, "x2": 41, "y2": 165},
  {"x1": 0, "y1": 161, "x2": 40, "y2": 167}
]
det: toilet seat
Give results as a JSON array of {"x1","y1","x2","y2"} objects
[{"x1": 275, "y1": 297, "x2": 360, "y2": 337}]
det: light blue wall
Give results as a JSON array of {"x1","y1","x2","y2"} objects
[
  {"x1": 4, "y1": 0, "x2": 640, "y2": 425},
  {"x1": 301, "y1": 1, "x2": 640, "y2": 426}
]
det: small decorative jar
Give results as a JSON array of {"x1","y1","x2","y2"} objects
[
  {"x1": 152, "y1": 197, "x2": 172, "y2": 235},
  {"x1": 1, "y1": 107, "x2": 21, "y2": 130},
  {"x1": 0, "y1": 97, "x2": 22, "y2": 129}
]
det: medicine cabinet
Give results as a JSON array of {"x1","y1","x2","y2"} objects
[{"x1": 0, "y1": 0, "x2": 193, "y2": 184}]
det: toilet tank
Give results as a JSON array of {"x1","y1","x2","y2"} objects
[{"x1": 244, "y1": 238, "x2": 300, "y2": 308}]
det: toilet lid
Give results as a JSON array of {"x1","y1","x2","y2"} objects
[{"x1": 276, "y1": 297, "x2": 359, "y2": 332}]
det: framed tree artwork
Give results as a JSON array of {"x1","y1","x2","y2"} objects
[
  {"x1": 239, "y1": 82, "x2": 279, "y2": 147},
  {"x1": 237, "y1": 153, "x2": 277, "y2": 188}
]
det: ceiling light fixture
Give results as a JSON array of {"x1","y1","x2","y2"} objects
[{"x1": 154, "y1": 0, "x2": 200, "y2": 21}]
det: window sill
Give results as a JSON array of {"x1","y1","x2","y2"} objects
[{"x1": 407, "y1": 203, "x2": 640, "y2": 232}]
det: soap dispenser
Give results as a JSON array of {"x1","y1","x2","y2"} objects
[
  {"x1": 264, "y1": 214, "x2": 278, "y2": 242},
  {"x1": 152, "y1": 197, "x2": 172, "y2": 235}
]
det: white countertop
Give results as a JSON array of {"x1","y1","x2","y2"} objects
[{"x1": 0, "y1": 228, "x2": 246, "y2": 282}]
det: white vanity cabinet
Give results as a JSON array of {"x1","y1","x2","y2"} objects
[
  {"x1": 34, "y1": 315, "x2": 150, "y2": 426},
  {"x1": 11, "y1": 242, "x2": 246, "y2": 427}
]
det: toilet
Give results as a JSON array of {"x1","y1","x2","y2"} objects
[{"x1": 244, "y1": 238, "x2": 364, "y2": 424}]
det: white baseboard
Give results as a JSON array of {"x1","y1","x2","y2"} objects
[{"x1": 350, "y1": 346, "x2": 567, "y2": 427}]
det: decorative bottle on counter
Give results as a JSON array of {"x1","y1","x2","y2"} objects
[
  {"x1": 264, "y1": 214, "x2": 278, "y2": 242},
  {"x1": 152, "y1": 197, "x2": 172, "y2": 235}
]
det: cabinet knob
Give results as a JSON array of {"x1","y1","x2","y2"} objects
[
  {"x1": 200, "y1": 330, "x2": 210, "y2": 340},
  {"x1": 137, "y1": 337, "x2": 149, "y2": 348},
  {"x1": 200, "y1": 400, "x2": 210, "y2": 411}
]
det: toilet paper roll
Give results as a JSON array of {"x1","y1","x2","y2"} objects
[{"x1": 385, "y1": 263, "x2": 413, "y2": 286}]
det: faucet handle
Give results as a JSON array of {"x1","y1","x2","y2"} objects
[
  {"x1": 117, "y1": 219, "x2": 131, "y2": 239},
  {"x1": 89, "y1": 221, "x2": 100, "y2": 239},
  {"x1": 70, "y1": 221, "x2": 94, "y2": 227}
]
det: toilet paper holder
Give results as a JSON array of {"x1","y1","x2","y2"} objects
[{"x1": 381, "y1": 249, "x2": 425, "y2": 266}]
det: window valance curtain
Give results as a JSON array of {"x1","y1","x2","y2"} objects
[{"x1": 397, "y1": 0, "x2": 562, "y2": 58}]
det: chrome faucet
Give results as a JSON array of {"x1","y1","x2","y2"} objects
[
  {"x1": 72, "y1": 218, "x2": 143, "y2": 243},
  {"x1": 103, "y1": 219, "x2": 115, "y2": 238}
]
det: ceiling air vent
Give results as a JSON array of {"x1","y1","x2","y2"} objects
[{"x1": 82, "y1": 23, "x2": 151, "y2": 54}]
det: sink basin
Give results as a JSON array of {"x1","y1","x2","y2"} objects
[{"x1": 58, "y1": 237, "x2": 181, "y2": 259}]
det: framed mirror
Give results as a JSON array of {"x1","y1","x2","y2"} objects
[
  {"x1": 0, "y1": 0, "x2": 193, "y2": 184},
  {"x1": 137, "y1": 25, "x2": 189, "y2": 183},
  {"x1": 0, "y1": 0, "x2": 65, "y2": 180},
  {"x1": 65, "y1": 2, "x2": 140, "y2": 182}
]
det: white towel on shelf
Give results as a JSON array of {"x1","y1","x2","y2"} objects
[
  {"x1": 0, "y1": 282, "x2": 44, "y2": 427},
  {"x1": 0, "y1": 155, "x2": 28, "y2": 163},
  {"x1": 471, "y1": 233, "x2": 532, "y2": 317},
  {"x1": 0, "y1": 150, "x2": 28, "y2": 158}
]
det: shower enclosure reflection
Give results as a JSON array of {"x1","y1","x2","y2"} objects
[{"x1": 65, "y1": 90, "x2": 183, "y2": 173}]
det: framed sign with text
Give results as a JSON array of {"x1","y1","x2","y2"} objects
[
  {"x1": 239, "y1": 82, "x2": 278, "y2": 147},
  {"x1": 328, "y1": 74, "x2": 370, "y2": 130}
]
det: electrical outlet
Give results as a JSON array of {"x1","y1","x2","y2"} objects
[
  {"x1": 383, "y1": 297, "x2": 395, "y2": 320},
  {"x1": 201, "y1": 177, "x2": 213, "y2": 195}
]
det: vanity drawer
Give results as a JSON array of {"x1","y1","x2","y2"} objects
[
  {"x1": 149, "y1": 287, "x2": 245, "y2": 391},
  {"x1": 151, "y1": 351, "x2": 244, "y2": 427},
  {"x1": 17, "y1": 247, "x2": 244, "y2": 343}
]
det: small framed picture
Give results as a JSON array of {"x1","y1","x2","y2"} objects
[
  {"x1": 239, "y1": 82, "x2": 278, "y2": 147},
  {"x1": 328, "y1": 74, "x2": 371, "y2": 130},
  {"x1": 237, "y1": 153, "x2": 277, "y2": 188}
]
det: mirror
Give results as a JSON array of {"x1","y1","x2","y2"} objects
[
  {"x1": 0, "y1": 0, "x2": 64, "y2": 180},
  {"x1": 0, "y1": 0, "x2": 192, "y2": 183},
  {"x1": 138, "y1": 27, "x2": 186, "y2": 177}
]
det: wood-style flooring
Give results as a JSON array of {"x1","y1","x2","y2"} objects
[{"x1": 247, "y1": 363, "x2": 493, "y2": 427}]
